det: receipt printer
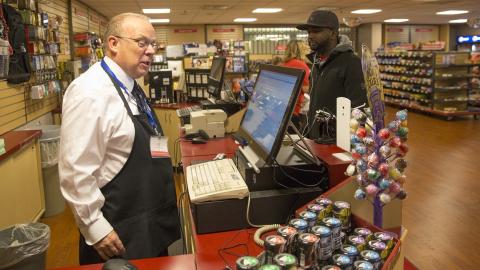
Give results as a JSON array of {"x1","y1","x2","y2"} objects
[{"x1": 185, "y1": 109, "x2": 227, "y2": 138}]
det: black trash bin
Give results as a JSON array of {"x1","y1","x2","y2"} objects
[{"x1": 0, "y1": 223, "x2": 50, "y2": 270}]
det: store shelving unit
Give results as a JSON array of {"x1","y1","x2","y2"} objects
[{"x1": 376, "y1": 50, "x2": 480, "y2": 119}]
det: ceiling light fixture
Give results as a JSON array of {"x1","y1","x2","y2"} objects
[
  {"x1": 149, "y1": 19, "x2": 170, "y2": 23},
  {"x1": 234, "y1": 18, "x2": 257, "y2": 22},
  {"x1": 384, "y1": 18, "x2": 409, "y2": 23},
  {"x1": 252, "y1": 8, "x2": 283, "y2": 13},
  {"x1": 143, "y1": 9, "x2": 170, "y2": 14},
  {"x1": 449, "y1": 19, "x2": 467, "y2": 23},
  {"x1": 351, "y1": 9, "x2": 382, "y2": 14},
  {"x1": 436, "y1": 10, "x2": 469, "y2": 15}
]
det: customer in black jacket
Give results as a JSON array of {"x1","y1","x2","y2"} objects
[{"x1": 297, "y1": 10, "x2": 367, "y2": 141}]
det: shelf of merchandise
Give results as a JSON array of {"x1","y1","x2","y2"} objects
[{"x1": 376, "y1": 50, "x2": 480, "y2": 119}]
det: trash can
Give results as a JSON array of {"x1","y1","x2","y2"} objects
[
  {"x1": 0, "y1": 223, "x2": 50, "y2": 270},
  {"x1": 39, "y1": 125, "x2": 64, "y2": 217},
  {"x1": 24, "y1": 125, "x2": 64, "y2": 217}
]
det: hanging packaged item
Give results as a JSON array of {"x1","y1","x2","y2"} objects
[
  {"x1": 3, "y1": 4, "x2": 31, "y2": 84},
  {"x1": 17, "y1": 0, "x2": 36, "y2": 11},
  {"x1": 0, "y1": 39, "x2": 9, "y2": 79}
]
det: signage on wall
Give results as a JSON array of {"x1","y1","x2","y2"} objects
[
  {"x1": 74, "y1": 7, "x2": 87, "y2": 19},
  {"x1": 174, "y1": 28, "x2": 198, "y2": 33},
  {"x1": 457, "y1": 35, "x2": 480, "y2": 44},
  {"x1": 213, "y1": 28, "x2": 235, "y2": 33},
  {"x1": 415, "y1": 28, "x2": 433, "y2": 32},
  {"x1": 387, "y1": 28, "x2": 404, "y2": 32}
]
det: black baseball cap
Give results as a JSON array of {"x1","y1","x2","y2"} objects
[{"x1": 296, "y1": 10, "x2": 339, "y2": 31}]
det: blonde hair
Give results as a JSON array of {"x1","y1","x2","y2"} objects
[
  {"x1": 284, "y1": 40, "x2": 305, "y2": 63},
  {"x1": 103, "y1": 13, "x2": 150, "y2": 51}
]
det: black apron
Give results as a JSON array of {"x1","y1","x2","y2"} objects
[{"x1": 79, "y1": 68, "x2": 180, "y2": 264}]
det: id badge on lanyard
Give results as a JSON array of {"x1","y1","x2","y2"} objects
[{"x1": 150, "y1": 135, "x2": 170, "y2": 158}]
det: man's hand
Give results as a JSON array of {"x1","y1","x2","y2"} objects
[{"x1": 93, "y1": 230, "x2": 126, "y2": 261}]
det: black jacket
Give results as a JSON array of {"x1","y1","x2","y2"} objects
[{"x1": 306, "y1": 35, "x2": 367, "y2": 140}]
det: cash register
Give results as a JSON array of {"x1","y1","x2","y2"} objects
[{"x1": 186, "y1": 64, "x2": 328, "y2": 234}]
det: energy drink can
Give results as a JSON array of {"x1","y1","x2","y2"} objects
[
  {"x1": 263, "y1": 235, "x2": 286, "y2": 265},
  {"x1": 340, "y1": 244, "x2": 359, "y2": 262},
  {"x1": 276, "y1": 226, "x2": 297, "y2": 254},
  {"x1": 307, "y1": 203, "x2": 324, "y2": 215},
  {"x1": 273, "y1": 253, "x2": 297, "y2": 270},
  {"x1": 332, "y1": 201, "x2": 351, "y2": 232},
  {"x1": 259, "y1": 264, "x2": 280, "y2": 270},
  {"x1": 299, "y1": 210, "x2": 317, "y2": 228},
  {"x1": 315, "y1": 197, "x2": 333, "y2": 215},
  {"x1": 331, "y1": 254, "x2": 353, "y2": 270},
  {"x1": 296, "y1": 233, "x2": 319, "y2": 269},
  {"x1": 311, "y1": 225, "x2": 333, "y2": 261},
  {"x1": 347, "y1": 235, "x2": 366, "y2": 251},
  {"x1": 321, "y1": 217, "x2": 342, "y2": 250},
  {"x1": 236, "y1": 256, "x2": 260, "y2": 270},
  {"x1": 373, "y1": 232, "x2": 394, "y2": 250},
  {"x1": 360, "y1": 250, "x2": 381, "y2": 270},
  {"x1": 353, "y1": 260, "x2": 374, "y2": 270},
  {"x1": 289, "y1": 218, "x2": 308, "y2": 234},
  {"x1": 367, "y1": 240, "x2": 389, "y2": 260},
  {"x1": 354, "y1": 228, "x2": 373, "y2": 242}
]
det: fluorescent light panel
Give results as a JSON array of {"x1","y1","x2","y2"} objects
[
  {"x1": 234, "y1": 18, "x2": 257, "y2": 22},
  {"x1": 449, "y1": 19, "x2": 467, "y2": 23},
  {"x1": 436, "y1": 10, "x2": 469, "y2": 15},
  {"x1": 143, "y1": 8, "x2": 170, "y2": 14},
  {"x1": 149, "y1": 19, "x2": 170, "y2": 23},
  {"x1": 253, "y1": 8, "x2": 282, "y2": 13},
  {"x1": 351, "y1": 9, "x2": 382, "y2": 14},
  {"x1": 384, "y1": 18, "x2": 409, "y2": 22}
]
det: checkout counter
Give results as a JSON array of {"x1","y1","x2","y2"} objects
[{"x1": 51, "y1": 103, "x2": 407, "y2": 270}]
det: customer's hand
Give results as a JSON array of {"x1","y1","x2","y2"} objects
[{"x1": 93, "y1": 230, "x2": 126, "y2": 261}]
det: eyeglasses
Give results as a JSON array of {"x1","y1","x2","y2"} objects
[{"x1": 114, "y1": 36, "x2": 159, "y2": 50}]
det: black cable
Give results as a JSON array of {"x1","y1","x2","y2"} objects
[
  {"x1": 176, "y1": 191, "x2": 188, "y2": 255},
  {"x1": 273, "y1": 159, "x2": 326, "y2": 188},
  {"x1": 217, "y1": 229, "x2": 250, "y2": 269}
]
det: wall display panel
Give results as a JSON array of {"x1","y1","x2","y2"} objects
[
  {"x1": 167, "y1": 25, "x2": 205, "y2": 45},
  {"x1": 0, "y1": 82, "x2": 26, "y2": 135},
  {"x1": 206, "y1": 25, "x2": 243, "y2": 42}
]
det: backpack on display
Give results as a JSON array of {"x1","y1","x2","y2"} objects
[
  {"x1": 0, "y1": 4, "x2": 10, "y2": 79},
  {"x1": 3, "y1": 4, "x2": 31, "y2": 84}
]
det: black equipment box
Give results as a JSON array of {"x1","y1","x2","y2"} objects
[
  {"x1": 234, "y1": 145, "x2": 329, "y2": 192},
  {"x1": 191, "y1": 186, "x2": 323, "y2": 234},
  {"x1": 149, "y1": 70, "x2": 173, "y2": 103},
  {"x1": 201, "y1": 100, "x2": 243, "y2": 116}
]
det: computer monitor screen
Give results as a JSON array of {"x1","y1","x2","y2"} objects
[
  {"x1": 238, "y1": 65, "x2": 304, "y2": 163},
  {"x1": 207, "y1": 56, "x2": 226, "y2": 99}
]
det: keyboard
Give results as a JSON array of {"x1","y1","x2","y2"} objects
[
  {"x1": 176, "y1": 105, "x2": 201, "y2": 118},
  {"x1": 186, "y1": 158, "x2": 249, "y2": 203}
]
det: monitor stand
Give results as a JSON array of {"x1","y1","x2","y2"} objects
[{"x1": 286, "y1": 120, "x2": 322, "y2": 166}]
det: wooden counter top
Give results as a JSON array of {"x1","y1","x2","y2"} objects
[
  {"x1": 0, "y1": 130, "x2": 42, "y2": 163},
  {"x1": 152, "y1": 102, "x2": 198, "y2": 110}
]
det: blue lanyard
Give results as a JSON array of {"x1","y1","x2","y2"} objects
[{"x1": 101, "y1": 59, "x2": 159, "y2": 135}]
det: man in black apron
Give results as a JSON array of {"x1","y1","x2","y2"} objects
[{"x1": 59, "y1": 13, "x2": 180, "y2": 264}]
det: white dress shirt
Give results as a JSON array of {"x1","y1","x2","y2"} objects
[{"x1": 59, "y1": 57, "x2": 140, "y2": 245}]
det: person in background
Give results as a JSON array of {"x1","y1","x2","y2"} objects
[
  {"x1": 59, "y1": 13, "x2": 180, "y2": 264},
  {"x1": 297, "y1": 10, "x2": 367, "y2": 140},
  {"x1": 271, "y1": 56, "x2": 283, "y2": 66},
  {"x1": 280, "y1": 40, "x2": 311, "y2": 131}
]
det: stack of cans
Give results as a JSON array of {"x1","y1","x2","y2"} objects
[{"x1": 235, "y1": 198, "x2": 396, "y2": 270}]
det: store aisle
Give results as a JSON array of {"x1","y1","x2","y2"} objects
[
  {"x1": 41, "y1": 107, "x2": 480, "y2": 269},
  {"x1": 386, "y1": 107, "x2": 480, "y2": 270}
]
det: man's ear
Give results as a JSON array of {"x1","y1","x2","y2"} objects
[{"x1": 107, "y1": 36, "x2": 120, "y2": 54}]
